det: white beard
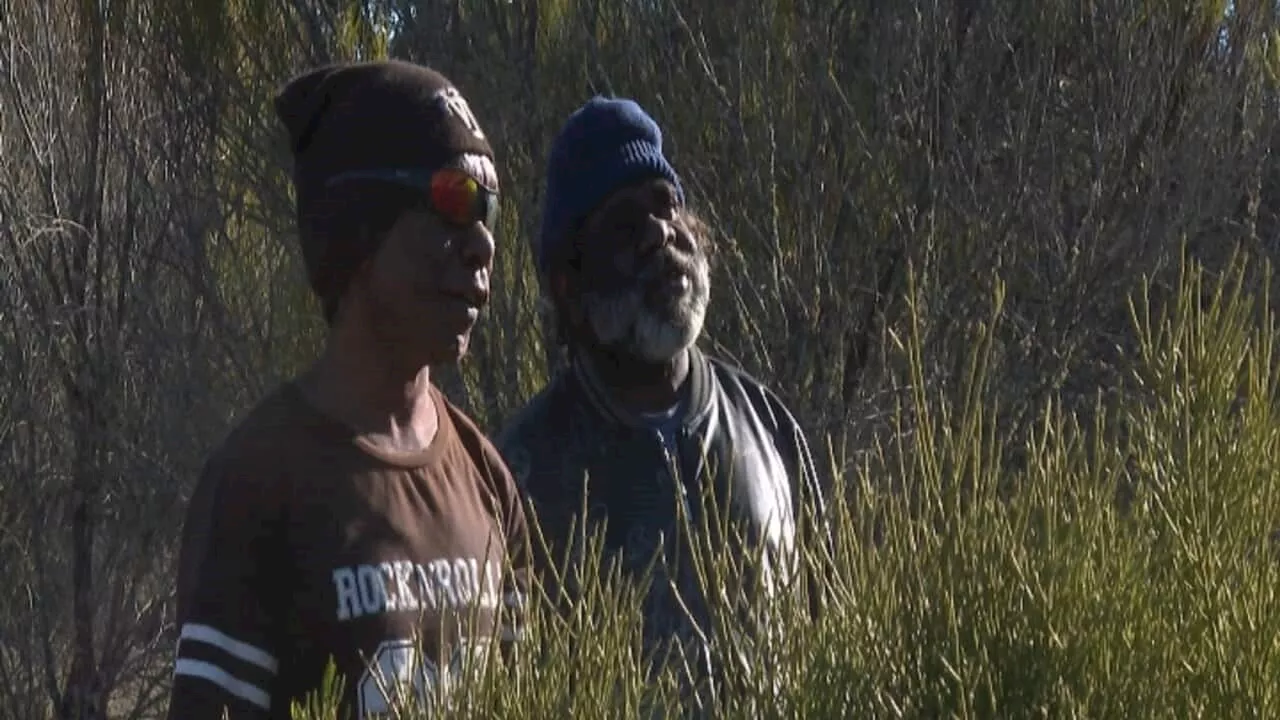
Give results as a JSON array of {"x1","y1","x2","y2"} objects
[{"x1": 583, "y1": 254, "x2": 711, "y2": 363}]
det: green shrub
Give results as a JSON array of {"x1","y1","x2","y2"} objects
[{"x1": 290, "y1": 252, "x2": 1280, "y2": 719}]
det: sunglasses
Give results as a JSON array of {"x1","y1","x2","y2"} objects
[{"x1": 324, "y1": 166, "x2": 499, "y2": 229}]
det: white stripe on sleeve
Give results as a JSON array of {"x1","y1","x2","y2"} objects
[
  {"x1": 174, "y1": 658, "x2": 272, "y2": 710},
  {"x1": 179, "y1": 623, "x2": 279, "y2": 673}
]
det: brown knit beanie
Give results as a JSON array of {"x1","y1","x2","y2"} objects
[{"x1": 273, "y1": 59, "x2": 495, "y2": 322}]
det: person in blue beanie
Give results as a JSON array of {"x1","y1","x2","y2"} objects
[{"x1": 496, "y1": 96, "x2": 832, "y2": 710}]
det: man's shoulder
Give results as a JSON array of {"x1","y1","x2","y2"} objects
[
  {"x1": 494, "y1": 372, "x2": 577, "y2": 451},
  {"x1": 434, "y1": 387, "x2": 495, "y2": 448},
  {"x1": 200, "y1": 382, "x2": 312, "y2": 489},
  {"x1": 494, "y1": 372, "x2": 591, "y2": 494},
  {"x1": 698, "y1": 352, "x2": 825, "y2": 499},
  {"x1": 703, "y1": 352, "x2": 767, "y2": 390},
  {"x1": 701, "y1": 352, "x2": 796, "y2": 423},
  {"x1": 434, "y1": 387, "x2": 515, "y2": 482}
]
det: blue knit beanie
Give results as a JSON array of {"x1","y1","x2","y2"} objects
[{"x1": 536, "y1": 96, "x2": 685, "y2": 278}]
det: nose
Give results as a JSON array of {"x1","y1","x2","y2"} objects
[
  {"x1": 636, "y1": 214, "x2": 675, "y2": 259},
  {"x1": 458, "y1": 222, "x2": 496, "y2": 272}
]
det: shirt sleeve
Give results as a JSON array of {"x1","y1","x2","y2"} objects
[
  {"x1": 760, "y1": 388, "x2": 835, "y2": 620},
  {"x1": 474, "y1": 436, "x2": 533, "y2": 656},
  {"x1": 443, "y1": 398, "x2": 535, "y2": 660},
  {"x1": 165, "y1": 453, "x2": 286, "y2": 720},
  {"x1": 495, "y1": 427, "x2": 582, "y2": 608}
]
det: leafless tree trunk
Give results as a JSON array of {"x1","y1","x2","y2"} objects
[{"x1": 0, "y1": 0, "x2": 240, "y2": 716}]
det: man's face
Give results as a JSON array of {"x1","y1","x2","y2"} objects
[
  {"x1": 569, "y1": 178, "x2": 711, "y2": 363},
  {"x1": 351, "y1": 164, "x2": 498, "y2": 367}
]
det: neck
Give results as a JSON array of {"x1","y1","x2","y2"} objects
[
  {"x1": 301, "y1": 315, "x2": 438, "y2": 452},
  {"x1": 581, "y1": 344, "x2": 690, "y2": 414}
]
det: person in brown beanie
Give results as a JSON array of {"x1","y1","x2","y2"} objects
[{"x1": 164, "y1": 59, "x2": 529, "y2": 720}]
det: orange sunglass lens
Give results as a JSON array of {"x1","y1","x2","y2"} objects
[{"x1": 430, "y1": 170, "x2": 480, "y2": 226}]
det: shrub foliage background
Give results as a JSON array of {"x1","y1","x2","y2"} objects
[{"x1": 2, "y1": 0, "x2": 1280, "y2": 717}]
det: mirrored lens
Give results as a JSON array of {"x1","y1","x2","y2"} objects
[{"x1": 430, "y1": 169, "x2": 497, "y2": 228}]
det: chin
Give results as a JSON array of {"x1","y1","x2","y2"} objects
[
  {"x1": 604, "y1": 304, "x2": 707, "y2": 363},
  {"x1": 586, "y1": 286, "x2": 710, "y2": 364},
  {"x1": 453, "y1": 339, "x2": 473, "y2": 362},
  {"x1": 631, "y1": 312, "x2": 704, "y2": 363},
  {"x1": 412, "y1": 331, "x2": 472, "y2": 368},
  {"x1": 442, "y1": 335, "x2": 473, "y2": 364}
]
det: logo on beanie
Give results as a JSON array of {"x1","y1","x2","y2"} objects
[
  {"x1": 457, "y1": 153, "x2": 499, "y2": 191},
  {"x1": 435, "y1": 87, "x2": 486, "y2": 142}
]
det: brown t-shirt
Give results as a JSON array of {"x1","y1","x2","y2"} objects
[{"x1": 165, "y1": 382, "x2": 529, "y2": 720}]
